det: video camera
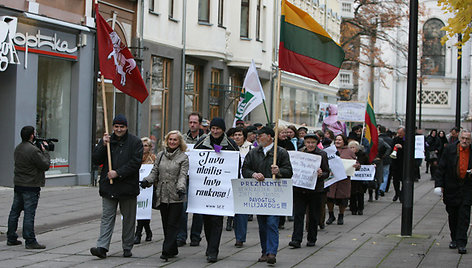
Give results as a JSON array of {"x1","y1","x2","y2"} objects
[{"x1": 35, "y1": 137, "x2": 58, "y2": 151}]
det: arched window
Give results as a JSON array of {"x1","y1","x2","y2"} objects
[{"x1": 422, "y1": 19, "x2": 446, "y2": 76}]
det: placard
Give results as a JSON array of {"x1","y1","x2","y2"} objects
[
  {"x1": 289, "y1": 151, "x2": 321, "y2": 190},
  {"x1": 352, "y1": 165, "x2": 376, "y2": 181},
  {"x1": 323, "y1": 145, "x2": 347, "y2": 188},
  {"x1": 187, "y1": 150, "x2": 239, "y2": 216},
  {"x1": 415, "y1": 135, "x2": 425, "y2": 159},
  {"x1": 342, "y1": 159, "x2": 357, "y2": 177},
  {"x1": 136, "y1": 164, "x2": 153, "y2": 220},
  {"x1": 337, "y1": 101, "x2": 367, "y2": 122},
  {"x1": 232, "y1": 179, "x2": 293, "y2": 216}
]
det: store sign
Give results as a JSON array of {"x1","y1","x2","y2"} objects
[{"x1": 0, "y1": 15, "x2": 79, "y2": 72}]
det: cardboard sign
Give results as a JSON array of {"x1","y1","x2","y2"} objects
[
  {"x1": 352, "y1": 165, "x2": 376, "y2": 181},
  {"x1": 187, "y1": 150, "x2": 239, "y2": 216},
  {"x1": 232, "y1": 179, "x2": 293, "y2": 216},
  {"x1": 342, "y1": 159, "x2": 357, "y2": 177},
  {"x1": 289, "y1": 151, "x2": 321, "y2": 190}
]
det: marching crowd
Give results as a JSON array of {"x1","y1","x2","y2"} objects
[{"x1": 6, "y1": 113, "x2": 471, "y2": 265}]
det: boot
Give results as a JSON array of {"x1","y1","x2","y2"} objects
[
  {"x1": 226, "y1": 217, "x2": 233, "y2": 231},
  {"x1": 134, "y1": 234, "x2": 141, "y2": 244},
  {"x1": 337, "y1": 214, "x2": 344, "y2": 225},
  {"x1": 326, "y1": 211, "x2": 336, "y2": 225},
  {"x1": 145, "y1": 230, "x2": 152, "y2": 241}
]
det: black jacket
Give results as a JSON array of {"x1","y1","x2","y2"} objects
[
  {"x1": 242, "y1": 144, "x2": 293, "y2": 179},
  {"x1": 14, "y1": 141, "x2": 50, "y2": 188},
  {"x1": 295, "y1": 147, "x2": 329, "y2": 192},
  {"x1": 379, "y1": 133, "x2": 394, "y2": 165},
  {"x1": 391, "y1": 136, "x2": 404, "y2": 178},
  {"x1": 434, "y1": 141, "x2": 472, "y2": 206},
  {"x1": 92, "y1": 131, "x2": 143, "y2": 199}
]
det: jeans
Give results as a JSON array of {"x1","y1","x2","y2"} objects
[
  {"x1": 160, "y1": 203, "x2": 183, "y2": 256},
  {"x1": 379, "y1": 164, "x2": 390, "y2": 192},
  {"x1": 292, "y1": 191, "x2": 321, "y2": 243},
  {"x1": 7, "y1": 190, "x2": 40, "y2": 245},
  {"x1": 96, "y1": 197, "x2": 136, "y2": 251},
  {"x1": 176, "y1": 201, "x2": 203, "y2": 243},
  {"x1": 234, "y1": 214, "x2": 248, "y2": 242},
  {"x1": 257, "y1": 215, "x2": 279, "y2": 255}
]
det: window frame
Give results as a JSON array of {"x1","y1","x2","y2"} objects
[
  {"x1": 240, "y1": 0, "x2": 250, "y2": 38},
  {"x1": 198, "y1": 0, "x2": 210, "y2": 23}
]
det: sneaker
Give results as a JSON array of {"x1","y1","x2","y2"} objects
[
  {"x1": 25, "y1": 242, "x2": 46, "y2": 249},
  {"x1": 288, "y1": 241, "x2": 301, "y2": 248},
  {"x1": 123, "y1": 249, "x2": 132, "y2": 257},
  {"x1": 7, "y1": 240, "x2": 22, "y2": 246},
  {"x1": 90, "y1": 247, "x2": 107, "y2": 259},
  {"x1": 190, "y1": 240, "x2": 200, "y2": 247},
  {"x1": 267, "y1": 254, "x2": 277, "y2": 264}
]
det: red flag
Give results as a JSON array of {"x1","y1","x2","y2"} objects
[{"x1": 95, "y1": 4, "x2": 148, "y2": 103}]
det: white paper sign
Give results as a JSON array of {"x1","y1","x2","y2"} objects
[
  {"x1": 289, "y1": 151, "x2": 321, "y2": 190},
  {"x1": 337, "y1": 101, "x2": 367, "y2": 122},
  {"x1": 323, "y1": 145, "x2": 347, "y2": 188},
  {"x1": 136, "y1": 164, "x2": 153, "y2": 220},
  {"x1": 187, "y1": 150, "x2": 239, "y2": 216},
  {"x1": 232, "y1": 179, "x2": 293, "y2": 216},
  {"x1": 415, "y1": 135, "x2": 425, "y2": 159},
  {"x1": 342, "y1": 159, "x2": 357, "y2": 177},
  {"x1": 352, "y1": 165, "x2": 376, "y2": 181}
]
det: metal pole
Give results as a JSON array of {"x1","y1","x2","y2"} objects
[
  {"x1": 401, "y1": 0, "x2": 418, "y2": 237},
  {"x1": 419, "y1": 80, "x2": 422, "y2": 129},
  {"x1": 455, "y1": 34, "x2": 462, "y2": 129},
  {"x1": 180, "y1": 0, "x2": 187, "y2": 132}
]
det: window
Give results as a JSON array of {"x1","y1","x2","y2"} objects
[
  {"x1": 198, "y1": 0, "x2": 210, "y2": 23},
  {"x1": 185, "y1": 63, "x2": 202, "y2": 127},
  {"x1": 256, "y1": 0, "x2": 261, "y2": 40},
  {"x1": 210, "y1": 69, "x2": 222, "y2": 119},
  {"x1": 240, "y1": 0, "x2": 249, "y2": 38},
  {"x1": 218, "y1": 0, "x2": 224, "y2": 26},
  {"x1": 37, "y1": 56, "x2": 71, "y2": 175},
  {"x1": 150, "y1": 56, "x2": 171, "y2": 152},
  {"x1": 422, "y1": 19, "x2": 446, "y2": 76},
  {"x1": 149, "y1": 0, "x2": 155, "y2": 11},
  {"x1": 169, "y1": 0, "x2": 174, "y2": 18}
]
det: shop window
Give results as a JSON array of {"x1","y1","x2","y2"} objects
[
  {"x1": 150, "y1": 56, "x2": 171, "y2": 153},
  {"x1": 37, "y1": 56, "x2": 71, "y2": 175},
  {"x1": 422, "y1": 19, "x2": 446, "y2": 76},
  {"x1": 209, "y1": 69, "x2": 222, "y2": 119},
  {"x1": 281, "y1": 86, "x2": 317, "y2": 125},
  {"x1": 240, "y1": 0, "x2": 249, "y2": 38},
  {"x1": 185, "y1": 63, "x2": 202, "y2": 127},
  {"x1": 199, "y1": 0, "x2": 210, "y2": 23},
  {"x1": 218, "y1": 0, "x2": 224, "y2": 27}
]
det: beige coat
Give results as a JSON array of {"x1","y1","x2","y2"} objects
[{"x1": 144, "y1": 147, "x2": 189, "y2": 207}]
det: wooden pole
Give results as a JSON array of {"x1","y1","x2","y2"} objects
[
  {"x1": 272, "y1": 69, "x2": 282, "y2": 179},
  {"x1": 101, "y1": 75, "x2": 113, "y2": 184}
]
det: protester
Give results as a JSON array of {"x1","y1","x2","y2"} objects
[
  {"x1": 90, "y1": 114, "x2": 143, "y2": 258},
  {"x1": 201, "y1": 119, "x2": 210, "y2": 134},
  {"x1": 391, "y1": 127, "x2": 405, "y2": 202},
  {"x1": 326, "y1": 134, "x2": 356, "y2": 225},
  {"x1": 434, "y1": 129, "x2": 472, "y2": 254},
  {"x1": 7, "y1": 126, "x2": 50, "y2": 249},
  {"x1": 289, "y1": 133, "x2": 329, "y2": 249},
  {"x1": 378, "y1": 125, "x2": 394, "y2": 196},
  {"x1": 177, "y1": 112, "x2": 205, "y2": 247},
  {"x1": 141, "y1": 130, "x2": 189, "y2": 261},
  {"x1": 134, "y1": 137, "x2": 156, "y2": 244},
  {"x1": 322, "y1": 129, "x2": 334, "y2": 148},
  {"x1": 253, "y1": 122, "x2": 263, "y2": 130},
  {"x1": 448, "y1": 127, "x2": 459, "y2": 144},
  {"x1": 235, "y1": 120, "x2": 245, "y2": 128},
  {"x1": 246, "y1": 126, "x2": 258, "y2": 146},
  {"x1": 425, "y1": 129, "x2": 440, "y2": 178},
  {"x1": 348, "y1": 141, "x2": 369, "y2": 215},
  {"x1": 315, "y1": 131, "x2": 328, "y2": 228},
  {"x1": 276, "y1": 126, "x2": 295, "y2": 228},
  {"x1": 194, "y1": 117, "x2": 239, "y2": 263},
  {"x1": 438, "y1": 130, "x2": 448, "y2": 158},
  {"x1": 298, "y1": 127, "x2": 308, "y2": 139},
  {"x1": 287, "y1": 125, "x2": 303, "y2": 150},
  {"x1": 242, "y1": 126, "x2": 293, "y2": 264},
  {"x1": 322, "y1": 104, "x2": 347, "y2": 136}
]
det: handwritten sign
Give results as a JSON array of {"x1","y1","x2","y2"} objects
[
  {"x1": 232, "y1": 179, "x2": 293, "y2": 216},
  {"x1": 288, "y1": 151, "x2": 321, "y2": 190},
  {"x1": 323, "y1": 145, "x2": 347, "y2": 188},
  {"x1": 136, "y1": 164, "x2": 153, "y2": 220},
  {"x1": 187, "y1": 150, "x2": 239, "y2": 216},
  {"x1": 337, "y1": 101, "x2": 367, "y2": 122},
  {"x1": 415, "y1": 135, "x2": 425, "y2": 159},
  {"x1": 352, "y1": 165, "x2": 376, "y2": 181},
  {"x1": 342, "y1": 159, "x2": 357, "y2": 177}
]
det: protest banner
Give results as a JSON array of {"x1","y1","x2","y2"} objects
[
  {"x1": 342, "y1": 159, "x2": 357, "y2": 177},
  {"x1": 136, "y1": 164, "x2": 153, "y2": 220},
  {"x1": 323, "y1": 145, "x2": 347, "y2": 188},
  {"x1": 317, "y1": 102, "x2": 332, "y2": 126},
  {"x1": 187, "y1": 150, "x2": 239, "y2": 216},
  {"x1": 232, "y1": 179, "x2": 293, "y2": 216},
  {"x1": 352, "y1": 165, "x2": 376, "y2": 181},
  {"x1": 288, "y1": 151, "x2": 321, "y2": 190},
  {"x1": 337, "y1": 101, "x2": 367, "y2": 122},
  {"x1": 415, "y1": 135, "x2": 425, "y2": 159}
]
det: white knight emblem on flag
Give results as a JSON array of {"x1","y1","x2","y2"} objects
[{"x1": 107, "y1": 31, "x2": 136, "y2": 86}]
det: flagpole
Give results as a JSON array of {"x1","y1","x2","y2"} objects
[
  {"x1": 100, "y1": 75, "x2": 114, "y2": 184},
  {"x1": 262, "y1": 100, "x2": 271, "y2": 126},
  {"x1": 272, "y1": 69, "x2": 282, "y2": 180}
]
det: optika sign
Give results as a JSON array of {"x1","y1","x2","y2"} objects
[{"x1": 0, "y1": 15, "x2": 79, "y2": 72}]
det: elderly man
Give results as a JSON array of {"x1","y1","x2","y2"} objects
[
  {"x1": 242, "y1": 126, "x2": 293, "y2": 265},
  {"x1": 90, "y1": 114, "x2": 143, "y2": 259},
  {"x1": 435, "y1": 129, "x2": 472, "y2": 254}
]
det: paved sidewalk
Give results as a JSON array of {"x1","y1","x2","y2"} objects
[{"x1": 0, "y1": 170, "x2": 471, "y2": 267}]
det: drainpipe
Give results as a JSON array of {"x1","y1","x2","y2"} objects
[{"x1": 180, "y1": 0, "x2": 187, "y2": 131}]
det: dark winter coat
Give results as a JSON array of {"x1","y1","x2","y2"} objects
[
  {"x1": 92, "y1": 131, "x2": 143, "y2": 200},
  {"x1": 14, "y1": 141, "x2": 50, "y2": 188},
  {"x1": 379, "y1": 133, "x2": 394, "y2": 165},
  {"x1": 391, "y1": 136, "x2": 405, "y2": 179},
  {"x1": 242, "y1": 145, "x2": 293, "y2": 179}
]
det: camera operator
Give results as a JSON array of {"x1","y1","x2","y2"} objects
[{"x1": 6, "y1": 126, "x2": 50, "y2": 249}]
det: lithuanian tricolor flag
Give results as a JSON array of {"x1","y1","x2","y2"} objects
[
  {"x1": 279, "y1": 0, "x2": 345, "y2": 85},
  {"x1": 365, "y1": 95, "x2": 378, "y2": 162}
]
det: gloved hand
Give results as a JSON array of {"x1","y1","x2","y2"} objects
[
  {"x1": 177, "y1": 189, "x2": 185, "y2": 200},
  {"x1": 140, "y1": 180, "x2": 151, "y2": 188}
]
